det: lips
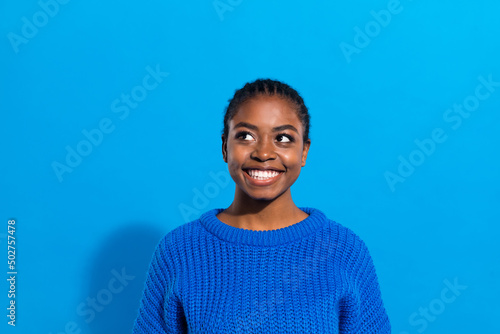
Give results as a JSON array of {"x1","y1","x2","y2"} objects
[
  {"x1": 242, "y1": 167, "x2": 285, "y2": 184},
  {"x1": 246, "y1": 169, "x2": 281, "y2": 180}
]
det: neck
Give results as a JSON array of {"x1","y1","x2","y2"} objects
[{"x1": 219, "y1": 188, "x2": 308, "y2": 231}]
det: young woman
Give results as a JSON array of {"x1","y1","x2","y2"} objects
[{"x1": 132, "y1": 79, "x2": 391, "y2": 333}]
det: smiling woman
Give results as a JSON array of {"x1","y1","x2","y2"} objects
[
  {"x1": 218, "y1": 93, "x2": 311, "y2": 230},
  {"x1": 132, "y1": 79, "x2": 391, "y2": 333}
]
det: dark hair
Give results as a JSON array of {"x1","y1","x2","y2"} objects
[{"x1": 222, "y1": 78, "x2": 310, "y2": 142}]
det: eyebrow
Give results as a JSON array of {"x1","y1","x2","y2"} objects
[{"x1": 233, "y1": 122, "x2": 299, "y2": 134}]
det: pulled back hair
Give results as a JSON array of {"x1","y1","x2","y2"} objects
[{"x1": 222, "y1": 79, "x2": 310, "y2": 143}]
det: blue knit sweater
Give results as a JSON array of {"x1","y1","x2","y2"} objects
[{"x1": 132, "y1": 207, "x2": 391, "y2": 333}]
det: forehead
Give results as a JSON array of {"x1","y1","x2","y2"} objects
[{"x1": 230, "y1": 95, "x2": 301, "y2": 128}]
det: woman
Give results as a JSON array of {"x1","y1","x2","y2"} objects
[{"x1": 132, "y1": 79, "x2": 391, "y2": 333}]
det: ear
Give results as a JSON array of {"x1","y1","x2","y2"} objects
[
  {"x1": 301, "y1": 139, "x2": 311, "y2": 167},
  {"x1": 221, "y1": 135, "x2": 228, "y2": 163}
]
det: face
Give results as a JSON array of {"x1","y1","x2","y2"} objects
[{"x1": 222, "y1": 95, "x2": 311, "y2": 201}]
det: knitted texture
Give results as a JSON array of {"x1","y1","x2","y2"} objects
[{"x1": 132, "y1": 207, "x2": 391, "y2": 333}]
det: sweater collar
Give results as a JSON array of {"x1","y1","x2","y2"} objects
[{"x1": 199, "y1": 207, "x2": 328, "y2": 247}]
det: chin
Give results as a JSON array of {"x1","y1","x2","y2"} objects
[
  {"x1": 244, "y1": 192, "x2": 275, "y2": 201},
  {"x1": 250, "y1": 195, "x2": 277, "y2": 202},
  {"x1": 244, "y1": 189, "x2": 287, "y2": 202}
]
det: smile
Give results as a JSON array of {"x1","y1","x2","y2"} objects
[
  {"x1": 246, "y1": 169, "x2": 281, "y2": 180},
  {"x1": 242, "y1": 169, "x2": 284, "y2": 187}
]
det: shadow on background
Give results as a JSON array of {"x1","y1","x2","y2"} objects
[{"x1": 78, "y1": 223, "x2": 166, "y2": 334}]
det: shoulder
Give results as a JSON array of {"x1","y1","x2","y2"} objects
[
  {"x1": 144, "y1": 217, "x2": 204, "y2": 274},
  {"x1": 157, "y1": 218, "x2": 201, "y2": 248},
  {"x1": 312, "y1": 208, "x2": 365, "y2": 243},
  {"x1": 153, "y1": 211, "x2": 213, "y2": 255},
  {"x1": 313, "y1": 208, "x2": 373, "y2": 262}
]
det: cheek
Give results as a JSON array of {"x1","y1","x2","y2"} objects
[
  {"x1": 227, "y1": 141, "x2": 251, "y2": 162},
  {"x1": 228, "y1": 160, "x2": 241, "y2": 174},
  {"x1": 281, "y1": 150, "x2": 303, "y2": 168},
  {"x1": 226, "y1": 148, "x2": 244, "y2": 173}
]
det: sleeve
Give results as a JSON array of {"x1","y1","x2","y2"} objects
[
  {"x1": 339, "y1": 235, "x2": 391, "y2": 333},
  {"x1": 132, "y1": 234, "x2": 187, "y2": 333}
]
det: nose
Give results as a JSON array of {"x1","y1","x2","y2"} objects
[{"x1": 250, "y1": 138, "x2": 276, "y2": 161}]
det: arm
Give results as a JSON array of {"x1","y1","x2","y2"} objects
[
  {"x1": 339, "y1": 235, "x2": 391, "y2": 333},
  {"x1": 132, "y1": 235, "x2": 187, "y2": 333}
]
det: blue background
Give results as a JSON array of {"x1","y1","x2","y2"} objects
[{"x1": 1, "y1": 0, "x2": 499, "y2": 333}]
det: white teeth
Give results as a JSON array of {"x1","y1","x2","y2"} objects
[{"x1": 247, "y1": 169, "x2": 280, "y2": 180}]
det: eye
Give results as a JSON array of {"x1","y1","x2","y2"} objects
[
  {"x1": 236, "y1": 131, "x2": 254, "y2": 141},
  {"x1": 276, "y1": 133, "x2": 294, "y2": 143}
]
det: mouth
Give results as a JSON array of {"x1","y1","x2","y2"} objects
[{"x1": 243, "y1": 168, "x2": 284, "y2": 181}]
